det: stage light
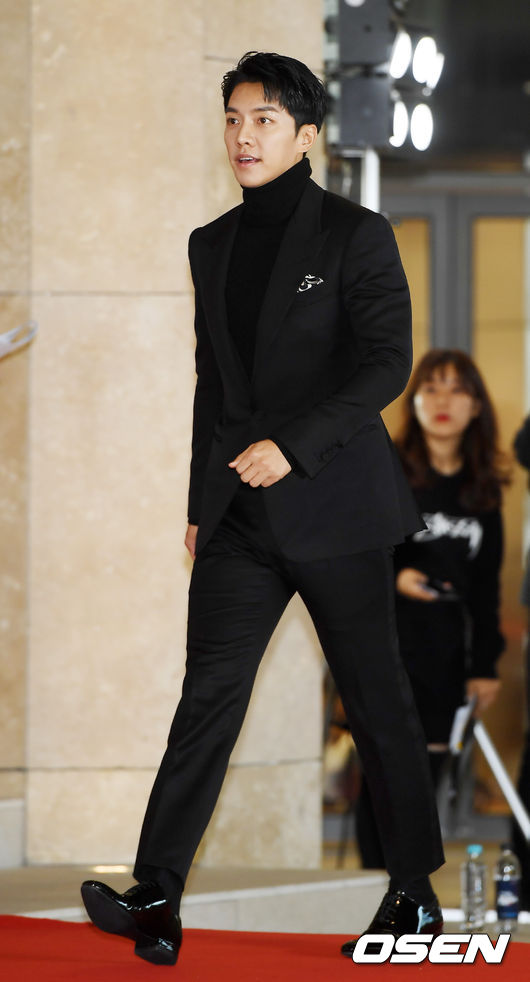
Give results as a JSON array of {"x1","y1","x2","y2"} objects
[
  {"x1": 412, "y1": 36, "x2": 437, "y2": 84},
  {"x1": 389, "y1": 99, "x2": 408, "y2": 147},
  {"x1": 410, "y1": 103, "x2": 433, "y2": 150},
  {"x1": 324, "y1": 2, "x2": 444, "y2": 162},
  {"x1": 389, "y1": 29, "x2": 412, "y2": 79}
]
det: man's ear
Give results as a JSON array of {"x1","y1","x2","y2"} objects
[{"x1": 297, "y1": 123, "x2": 318, "y2": 153}]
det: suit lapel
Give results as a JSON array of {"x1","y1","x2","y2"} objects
[
  {"x1": 252, "y1": 180, "x2": 328, "y2": 382},
  {"x1": 194, "y1": 179, "x2": 328, "y2": 394}
]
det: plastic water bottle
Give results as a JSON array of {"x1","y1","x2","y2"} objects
[
  {"x1": 460, "y1": 843, "x2": 487, "y2": 929},
  {"x1": 494, "y1": 843, "x2": 521, "y2": 933}
]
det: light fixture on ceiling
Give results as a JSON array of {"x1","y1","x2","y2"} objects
[
  {"x1": 425, "y1": 51, "x2": 445, "y2": 90},
  {"x1": 323, "y1": 2, "x2": 444, "y2": 158},
  {"x1": 411, "y1": 35, "x2": 446, "y2": 90},
  {"x1": 388, "y1": 26, "x2": 444, "y2": 151},
  {"x1": 389, "y1": 100, "x2": 408, "y2": 147},
  {"x1": 389, "y1": 29, "x2": 412, "y2": 79},
  {"x1": 410, "y1": 103, "x2": 434, "y2": 150}
]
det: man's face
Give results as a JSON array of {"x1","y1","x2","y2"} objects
[{"x1": 224, "y1": 82, "x2": 316, "y2": 188}]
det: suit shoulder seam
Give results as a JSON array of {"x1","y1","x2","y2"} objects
[{"x1": 193, "y1": 203, "x2": 242, "y2": 239}]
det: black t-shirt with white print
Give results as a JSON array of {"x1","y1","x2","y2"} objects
[{"x1": 393, "y1": 466, "x2": 504, "y2": 741}]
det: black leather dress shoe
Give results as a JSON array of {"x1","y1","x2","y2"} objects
[
  {"x1": 81, "y1": 879, "x2": 182, "y2": 966},
  {"x1": 340, "y1": 889, "x2": 443, "y2": 957}
]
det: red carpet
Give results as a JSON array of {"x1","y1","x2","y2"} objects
[{"x1": 1, "y1": 916, "x2": 529, "y2": 980}]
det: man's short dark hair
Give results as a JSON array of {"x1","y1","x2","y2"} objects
[{"x1": 222, "y1": 51, "x2": 327, "y2": 133}]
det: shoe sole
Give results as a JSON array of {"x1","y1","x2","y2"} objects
[
  {"x1": 80, "y1": 883, "x2": 179, "y2": 965},
  {"x1": 81, "y1": 883, "x2": 139, "y2": 941}
]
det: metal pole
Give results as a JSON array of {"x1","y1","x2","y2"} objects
[
  {"x1": 360, "y1": 147, "x2": 380, "y2": 213},
  {"x1": 474, "y1": 721, "x2": 530, "y2": 842}
]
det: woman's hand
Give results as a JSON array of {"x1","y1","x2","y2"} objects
[
  {"x1": 185, "y1": 524, "x2": 199, "y2": 560},
  {"x1": 395, "y1": 567, "x2": 446, "y2": 601},
  {"x1": 466, "y1": 677, "x2": 501, "y2": 715}
]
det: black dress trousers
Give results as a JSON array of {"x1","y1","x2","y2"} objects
[{"x1": 134, "y1": 486, "x2": 444, "y2": 890}]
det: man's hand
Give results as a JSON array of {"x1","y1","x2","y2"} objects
[
  {"x1": 395, "y1": 567, "x2": 450, "y2": 601},
  {"x1": 185, "y1": 524, "x2": 198, "y2": 560},
  {"x1": 229, "y1": 440, "x2": 292, "y2": 488},
  {"x1": 466, "y1": 677, "x2": 501, "y2": 715}
]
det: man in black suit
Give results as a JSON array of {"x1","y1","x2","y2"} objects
[{"x1": 82, "y1": 52, "x2": 444, "y2": 965}]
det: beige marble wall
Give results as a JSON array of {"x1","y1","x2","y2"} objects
[
  {"x1": 27, "y1": 294, "x2": 195, "y2": 770},
  {"x1": 0, "y1": 0, "x2": 31, "y2": 813},
  {"x1": 0, "y1": 1, "x2": 30, "y2": 291},
  {"x1": 32, "y1": 0, "x2": 204, "y2": 292},
  {"x1": 20, "y1": 1, "x2": 326, "y2": 867}
]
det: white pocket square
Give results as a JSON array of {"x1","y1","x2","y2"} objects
[{"x1": 297, "y1": 274, "x2": 324, "y2": 293}]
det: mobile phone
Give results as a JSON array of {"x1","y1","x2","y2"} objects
[{"x1": 424, "y1": 577, "x2": 459, "y2": 601}]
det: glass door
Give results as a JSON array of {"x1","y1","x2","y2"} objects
[{"x1": 471, "y1": 216, "x2": 529, "y2": 808}]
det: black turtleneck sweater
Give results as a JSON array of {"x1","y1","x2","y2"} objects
[{"x1": 225, "y1": 157, "x2": 311, "y2": 379}]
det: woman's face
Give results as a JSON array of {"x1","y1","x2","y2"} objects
[{"x1": 413, "y1": 366, "x2": 480, "y2": 441}]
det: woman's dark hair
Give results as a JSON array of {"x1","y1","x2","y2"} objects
[
  {"x1": 396, "y1": 348, "x2": 510, "y2": 511},
  {"x1": 221, "y1": 51, "x2": 327, "y2": 133}
]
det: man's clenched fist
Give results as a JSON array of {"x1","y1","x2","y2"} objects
[{"x1": 229, "y1": 440, "x2": 291, "y2": 488}]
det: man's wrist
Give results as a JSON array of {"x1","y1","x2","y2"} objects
[{"x1": 271, "y1": 437, "x2": 306, "y2": 477}]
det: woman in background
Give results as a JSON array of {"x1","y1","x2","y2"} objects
[{"x1": 357, "y1": 348, "x2": 510, "y2": 868}]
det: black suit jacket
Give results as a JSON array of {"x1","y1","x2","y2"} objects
[{"x1": 187, "y1": 177, "x2": 422, "y2": 560}]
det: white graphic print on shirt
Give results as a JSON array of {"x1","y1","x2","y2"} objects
[{"x1": 412, "y1": 512, "x2": 483, "y2": 559}]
